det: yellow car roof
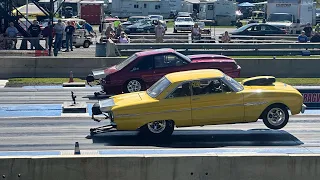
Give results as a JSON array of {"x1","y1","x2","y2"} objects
[{"x1": 165, "y1": 69, "x2": 224, "y2": 83}]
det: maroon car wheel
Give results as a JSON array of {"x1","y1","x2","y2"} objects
[{"x1": 124, "y1": 79, "x2": 144, "y2": 93}]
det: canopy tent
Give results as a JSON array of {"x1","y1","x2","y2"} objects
[
  {"x1": 238, "y1": 2, "x2": 256, "y2": 7},
  {"x1": 12, "y1": 3, "x2": 46, "y2": 16}
]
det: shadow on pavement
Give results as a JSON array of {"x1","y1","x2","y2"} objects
[{"x1": 89, "y1": 129, "x2": 304, "y2": 148}]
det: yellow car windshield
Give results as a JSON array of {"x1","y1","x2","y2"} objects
[{"x1": 147, "y1": 77, "x2": 171, "y2": 98}]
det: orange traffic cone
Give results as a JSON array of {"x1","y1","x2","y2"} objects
[{"x1": 69, "y1": 71, "x2": 74, "y2": 83}]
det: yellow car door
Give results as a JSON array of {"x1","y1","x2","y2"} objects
[
  {"x1": 159, "y1": 82, "x2": 192, "y2": 127},
  {"x1": 191, "y1": 78, "x2": 244, "y2": 126}
]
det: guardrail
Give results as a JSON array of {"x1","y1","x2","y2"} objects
[
  {"x1": 102, "y1": 34, "x2": 298, "y2": 44},
  {"x1": 116, "y1": 43, "x2": 318, "y2": 50},
  {"x1": 115, "y1": 42, "x2": 320, "y2": 56},
  {"x1": 127, "y1": 34, "x2": 298, "y2": 41}
]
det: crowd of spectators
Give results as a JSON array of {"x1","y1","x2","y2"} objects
[
  {"x1": 297, "y1": 23, "x2": 320, "y2": 43},
  {"x1": 0, "y1": 19, "x2": 95, "y2": 56}
]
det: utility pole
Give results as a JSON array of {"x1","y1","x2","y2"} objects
[{"x1": 49, "y1": 0, "x2": 54, "y2": 56}]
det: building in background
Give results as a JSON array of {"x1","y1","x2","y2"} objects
[{"x1": 111, "y1": 0, "x2": 182, "y2": 18}]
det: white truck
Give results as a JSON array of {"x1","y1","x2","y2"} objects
[
  {"x1": 198, "y1": 0, "x2": 237, "y2": 26},
  {"x1": 265, "y1": 0, "x2": 316, "y2": 34}
]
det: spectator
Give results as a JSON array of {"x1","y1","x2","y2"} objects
[
  {"x1": 298, "y1": 31, "x2": 308, "y2": 43},
  {"x1": 105, "y1": 24, "x2": 114, "y2": 39},
  {"x1": 154, "y1": 21, "x2": 165, "y2": 43},
  {"x1": 42, "y1": 22, "x2": 53, "y2": 50},
  {"x1": 82, "y1": 21, "x2": 96, "y2": 37},
  {"x1": 303, "y1": 23, "x2": 312, "y2": 37},
  {"x1": 113, "y1": 17, "x2": 121, "y2": 30},
  {"x1": 310, "y1": 32, "x2": 320, "y2": 42},
  {"x1": 53, "y1": 19, "x2": 65, "y2": 56},
  {"x1": 191, "y1": 23, "x2": 201, "y2": 42},
  {"x1": 235, "y1": 19, "x2": 243, "y2": 28},
  {"x1": 64, "y1": 21, "x2": 75, "y2": 52},
  {"x1": 118, "y1": 31, "x2": 129, "y2": 43},
  {"x1": 115, "y1": 24, "x2": 123, "y2": 38},
  {"x1": 5, "y1": 22, "x2": 19, "y2": 49},
  {"x1": 221, "y1": 31, "x2": 231, "y2": 43},
  {"x1": 28, "y1": 20, "x2": 41, "y2": 50}
]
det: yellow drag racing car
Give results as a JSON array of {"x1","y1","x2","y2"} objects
[{"x1": 90, "y1": 69, "x2": 306, "y2": 137}]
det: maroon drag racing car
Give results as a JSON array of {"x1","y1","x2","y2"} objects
[{"x1": 86, "y1": 48, "x2": 241, "y2": 96}]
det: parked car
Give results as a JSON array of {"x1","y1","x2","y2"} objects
[
  {"x1": 176, "y1": 12, "x2": 192, "y2": 18},
  {"x1": 174, "y1": 16, "x2": 195, "y2": 33},
  {"x1": 124, "y1": 19, "x2": 167, "y2": 34},
  {"x1": 90, "y1": 69, "x2": 306, "y2": 137},
  {"x1": 86, "y1": 48, "x2": 241, "y2": 96},
  {"x1": 229, "y1": 23, "x2": 287, "y2": 36},
  {"x1": 61, "y1": 29, "x2": 92, "y2": 48},
  {"x1": 148, "y1": 15, "x2": 164, "y2": 21},
  {"x1": 121, "y1": 16, "x2": 150, "y2": 28}
]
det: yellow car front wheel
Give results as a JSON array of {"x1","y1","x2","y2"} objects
[
  {"x1": 139, "y1": 120, "x2": 174, "y2": 137},
  {"x1": 262, "y1": 104, "x2": 289, "y2": 130}
]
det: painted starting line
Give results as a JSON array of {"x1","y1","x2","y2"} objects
[{"x1": 1, "y1": 147, "x2": 320, "y2": 157}]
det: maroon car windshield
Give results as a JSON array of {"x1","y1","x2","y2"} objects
[{"x1": 115, "y1": 54, "x2": 138, "y2": 70}]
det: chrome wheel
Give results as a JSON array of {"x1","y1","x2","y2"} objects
[
  {"x1": 267, "y1": 107, "x2": 286, "y2": 126},
  {"x1": 127, "y1": 80, "x2": 141, "y2": 92},
  {"x1": 147, "y1": 120, "x2": 166, "y2": 134}
]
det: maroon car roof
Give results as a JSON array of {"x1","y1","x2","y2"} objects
[{"x1": 135, "y1": 48, "x2": 175, "y2": 56}]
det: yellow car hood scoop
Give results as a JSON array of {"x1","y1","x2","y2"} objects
[{"x1": 241, "y1": 76, "x2": 276, "y2": 86}]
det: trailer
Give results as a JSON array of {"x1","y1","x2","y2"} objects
[
  {"x1": 198, "y1": 0, "x2": 237, "y2": 26},
  {"x1": 265, "y1": 0, "x2": 315, "y2": 34},
  {"x1": 78, "y1": 1, "x2": 104, "y2": 25}
]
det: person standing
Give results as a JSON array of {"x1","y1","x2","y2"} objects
[
  {"x1": 113, "y1": 16, "x2": 121, "y2": 31},
  {"x1": 191, "y1": 23, "x2": 201, "y2": 42},
  {"x1": 221, "y1": 31, "x2": 231, "y2": 43},
  {"x1": 53, "y1": 19, "x2": 65, "y2": 56},
  {"x1": 303, "y1": 23, "x2": 313, "y2": 37},
  {"x1": 28, "y1": 20, "x2": 41, "y2": 50},
  {"x1": 42, "y1": 22, "x2": 53, "y2": 50},
  {"x1": 5, "y1": 22, "x2": 19, "y2": 49},
  {"x1": 115, "y1": 24, "x2": 123, "y2": 38},
  {"x1": 64, "y1": 21, "x2": 75, "y2": 52},
  {"x1": 154, "y1": 21, "x2": 165, "y2": 43}
]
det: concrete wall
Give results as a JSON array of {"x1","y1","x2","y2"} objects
[
  {"x1": 0, "y1": 154, "x2": 320, "y2": 180},
  {"x1": 1, "y1": 57, "x2": 320, "y2": 78}
]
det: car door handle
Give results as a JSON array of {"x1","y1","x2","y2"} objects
[{"x1": 192, "y1": 98, "x2": 200, "y2": 100}]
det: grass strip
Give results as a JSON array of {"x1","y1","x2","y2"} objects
[
  {"x1": 5, "y1": 78, "x2": 320, "y2": 87},
  {"x1": 6, "y1": 78, "x2": 85, "y2": 87}
]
